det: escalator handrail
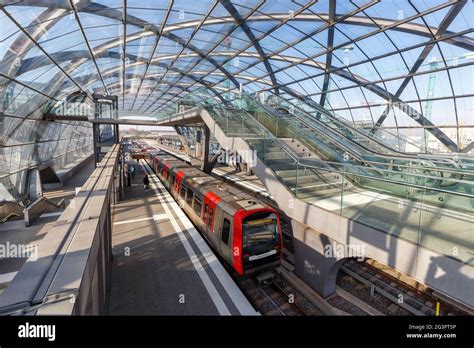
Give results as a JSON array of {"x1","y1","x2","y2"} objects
[
  {"x1": 205, "y1": 102, "x2": 471, "y2": 194},
  {"x1": 170, "y1": 91, "x2": 473, "y2": 197},
  {"x1": 243, "y1": 94, "x2": 473, "y2": 175},
  {"x1": 238, "y1": 94, "x2": 472, "y2": 178}
]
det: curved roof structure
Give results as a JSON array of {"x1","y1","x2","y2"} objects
[{"x1": 0, "y1": 0, "x2": 473, "y2": 200}]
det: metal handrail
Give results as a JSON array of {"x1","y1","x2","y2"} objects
[
  {"x1": 248, "y1": 93, "x2": 468, "y2": 171},
  {"x1": 238, "y1": 93, "x2": 474, "y2": 175},
  {"x1": 299, "y1": 156, "x2": 474, "y2": 187},
  {"x1": 297, "y1": 158, "x2": 474, "y2": 199},
  {"x1": 248, "y1": 93, "x2": 433, "y2": 160},
  {"x1": 254, "y1": 93, "x2": 403, "y2": 150},
  {"x1": 205, "y1": 101, "x2": 472, "y2": 195},
  {"x1": 279, "y1": 95, "x2": 418, "y2": 156}
]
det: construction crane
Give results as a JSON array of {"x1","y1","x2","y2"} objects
[
  {"x1": 324, "y1": 45, "x2": 354, "y2": 109},
  {"x1": 421, "y1": 56, "x2": 438, "y2": 153},
  {"x1": 421, "y1": 52, "x2": 474, "y2": 153}
]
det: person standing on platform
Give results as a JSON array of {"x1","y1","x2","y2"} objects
[
  {"x1": 127, "y1": 169, "x2": 132, "y2": 187},
  {"x1": 143, "y1": 174, "x2": 150, "y2": 191},
  {"x1": 130, "y1": 165, "x2": 136, "y2": 180}
]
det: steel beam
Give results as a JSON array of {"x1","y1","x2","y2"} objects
[
  {"x1": 317, "y1": 0, "x2": 336, "y2": 118},
  {"x1": 371, "y1": 0, "x2": 467, "y2": 135},
  {"x1": 219, "y1": 0, "x2": 280, "y2": 95}
]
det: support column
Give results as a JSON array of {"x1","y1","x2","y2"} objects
[
  {"x1": 27, "y1": 168, "x2": 42, "y2": 200},
  {"x1": 291, "y1": 220, "x2": 346, "y2": 297},
  {"x1": 201, "y1": 124, "x2": 214, "y2": 174},
  {"x1": 114, "y1": 124, "x2": 120, "y2": 143},
  {"x1": 92, "y1": 94, "x2": 119, "y2": 166}
]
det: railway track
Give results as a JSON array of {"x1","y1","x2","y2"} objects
[
  {"x1": 238, "y1": 272, "x2": 324, "y2": 316},
  {"x1": 337, "y1": 259, "x2": 470, "y2": 316}
]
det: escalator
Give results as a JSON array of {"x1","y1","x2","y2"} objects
[
  {"x1": 176, "y1": 90, "x2": 473, "y2": 196},
  {"x1": 259, "y1": 92, "x2": 474, "y2": 181},
  {"x1": 213, "y1": 92, "x2": 474, "y2": 212}
]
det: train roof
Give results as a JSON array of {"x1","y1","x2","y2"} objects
[
  {"x1": 150, "y1": 149, "x2": 270, "y2": 213},
  {"x1": 178, "y1": 165, "x2": 267, "y2": 213},
  {"x1": 154, "y1": 153, "x2": 176, "y2": 160},
  {"x1": 162, "y1": 158, "x2": 188, "y2": 168}
]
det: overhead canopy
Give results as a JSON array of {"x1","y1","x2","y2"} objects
[{"x1": 0, "y1": 0, "x2": 473, "y2": 153}]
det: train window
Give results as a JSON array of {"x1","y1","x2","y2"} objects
[
  {"x1": 203, "y1": 204, "x2": 209, "y2": 221},
  {"x1": 221, "y1": 219, "x2": 230, "y2": 245},
  {"x1": 242, "y1": 212, "x2": 280, "y2": 257},
  {"x1": 180, "y1": 185, "x2": 186, "y2": 198},
  {"x1": 186, "y1": 188, "x2": 193, "y2": 205},
  {"x1": 193, "y1": 197, "x2": 202, "y2": 215},
  {"x1": 208, "y1": 208, "x2": 214, "y2": 228}
]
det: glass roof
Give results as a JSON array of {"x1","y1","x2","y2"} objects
[{"x1": 1, "y1": 0, "x2": 473, "y2": 153}]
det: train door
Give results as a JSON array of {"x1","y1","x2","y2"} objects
[
  {"x1": 203, "y1": 191, "x2": 220, "y2": 239},
  {"x1": 162, "y1": 163, "x2": 169, "y2": 181},
  {"x1": 156, "y1": 162, "x2": 162, "y2": 177},
  {"x1": 153, "y1": 156, "x2": 160, "y2": 174},
  {"x1": 192, "y1": 194, "x2": 205, "y2": 230},
  {"x1": 219, "y1": 213, "x2": 233, "y2": 263},
  {"x1": 174, "y1": 171, "x2": 185, "y2": 193}
]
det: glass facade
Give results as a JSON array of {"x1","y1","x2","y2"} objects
[{"x1": 0, "y1": 0, "x2": 472, "y2": 201}]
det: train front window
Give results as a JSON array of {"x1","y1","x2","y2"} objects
[{"x1": 242, "y1": 212, "x2": 279, "y2": 257}]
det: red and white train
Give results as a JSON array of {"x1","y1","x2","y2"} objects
[{"x1": 142, "y1": 146, "x2": 283, "y2": 275}]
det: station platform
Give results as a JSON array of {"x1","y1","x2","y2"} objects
[{"x1": 107, "y1": 159, "x2": 258, "y2": 315}]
